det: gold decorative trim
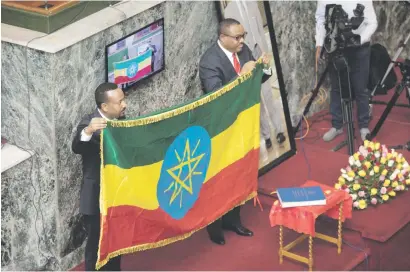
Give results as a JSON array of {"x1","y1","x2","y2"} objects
[
  {"x1": 109, "y1": 59, "x2": 263, "y2": 128},
  {"x1": 95, "y1": 191, "x2": 257, "y2": 270}
]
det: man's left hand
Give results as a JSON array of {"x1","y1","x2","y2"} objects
[{"x1": 261, "y1": 53, "x2": 271, "y2": 66}]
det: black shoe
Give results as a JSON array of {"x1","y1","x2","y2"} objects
[
  {"x1": 209, "y1": 234, "x2": 225, "y2": 245},
  {"x1": 276, "y1": 133, "x2": 286, "y2": 144},
  {"x1": 265, "y1": 138, "x2": 272, "y2": 149},
  {"x1": 223, "y1": 224, "x2": 253, "y2": 236}
]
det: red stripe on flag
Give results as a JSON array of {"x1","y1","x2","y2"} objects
[
  {"x1": 114, "y1": 65, "x2": 152, "y2": 84},
  {"x1": 98, "y1": 148, "x2": 259, "y2": 262}
]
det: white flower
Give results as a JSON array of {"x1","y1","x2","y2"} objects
[
  {"x1": 341, "y1": 168, "x2": 347, "y2": 174},
  {"x1": 349, "y1": 156, "x2": 355, "y2": 165},
  {"x1": 342, "y1": 173, "x2": 349, "y2": 179},
  {"x1": 375, "y1": 151, "x2": 381, "y2": 158},
  {"x1": 350, "y1": 194, "x2": 358, "y2": 201},
  {"x1": 388, "y1": 160, "x2": 394, "y2": 167},
  {"x1": 390, "y1": 174, "x2": 396, "y2": 180},
  {"x1": 355, "y1": 161, "x2": 362, "y2": 167},
  {"x1": 370, "y1": 170, "x2": 375, "y2": 176},
  {"x1": 347, "y1": 176, "x2": 353, "y2": 182}
]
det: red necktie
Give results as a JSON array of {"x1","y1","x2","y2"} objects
[{"x1": 232, "y1": 53, "x2": 240, "y2": 74}]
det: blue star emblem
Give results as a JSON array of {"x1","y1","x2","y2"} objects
[
  {"x1": 126, "y1": 62, "x2": 138, "y2": 78},
  {"x1": 157, "y1": 126, "x2": 211, "y2": 220}
]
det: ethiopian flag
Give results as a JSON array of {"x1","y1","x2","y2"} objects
[
  {"x1": 97, "y1": 62, "x2": 264, "y2": 269},
  {"x1": 113, "y1": 50, "x2": 152, "y2": 84}
]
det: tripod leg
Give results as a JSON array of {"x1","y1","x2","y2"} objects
[
  {"x1": 331, "y1": 54, "x2": 356, "y2": 155},
  {"x1": 293, "y1": 65, "x2": 329, "y2": 135},
  {"x1": 345, "y1": 99, "x2": 355, "y2": 155},
  {"x1": 332, "y1": 100, "x2": 355, "y2": 155},
  {"x1": 368, "y1": 83, "x2": 406, "y2": 141}
]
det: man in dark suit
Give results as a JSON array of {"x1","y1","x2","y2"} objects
[
  {"x1": 198, "y1": 18, "x2": 271, "y2": 245},
  {"x1": 72, "y1": 82, "x2": 127, "y2": 271}
]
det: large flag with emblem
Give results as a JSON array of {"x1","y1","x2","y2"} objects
[{"x1": 97, "y1": 62, "x2": 264, "y2": 269}]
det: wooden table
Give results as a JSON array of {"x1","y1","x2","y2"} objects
[{"x1": 269, "y1": 180, "x2": 353, "y2": 271}]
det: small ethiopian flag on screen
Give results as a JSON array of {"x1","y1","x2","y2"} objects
[
  {"x1": 113, "y1": 50, "x2": 152, "y2": 84},
  {"x1": 97, "y1": 62, "x2": 264, "y2": 269}
]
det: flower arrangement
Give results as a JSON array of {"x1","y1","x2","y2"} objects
[{"x1": 335, "y1": 140, "x2": 410, "y2": 210}]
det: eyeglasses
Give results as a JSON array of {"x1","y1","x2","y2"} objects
[{"x1": 222, "y1": 32, "x2": 247, "y2": 41}]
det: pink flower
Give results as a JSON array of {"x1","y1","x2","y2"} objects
[
  {"x1": 345, "y1": 188, "x2": 350, "y2": 193},
  {"x1": 353, "y1": 201, "x2": 359, "y2": 208},
  {"x1": 346, "y1": 166, "x2": 352, "y2": 172},
  {"x1": 359, "y1": 146, "x2": 368, "y2": 157},
  {"x1": 358, "y1": 191, "x2": 365, "y2": 197},
  {"x1": 379, "y1": 175, "x2": 385, "y2": 181},
  {"x1": 380, "y1": 187, "x2": 387, "y2": 194},
  {"x1": 371, "y1": 198, "x2": 377, "y2": 205},
  {"x1": 399, "y1": 176, "x2": 405, "y2": 181}
]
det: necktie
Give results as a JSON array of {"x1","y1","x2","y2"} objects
[{"x1": 232, "y1": 53, "x2": 241, "y2": 74}]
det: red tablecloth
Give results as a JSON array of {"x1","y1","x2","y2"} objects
[{"x1": 269, "y1": 180, "x2": 353, "y2": 236}]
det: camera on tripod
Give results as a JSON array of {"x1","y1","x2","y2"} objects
[{"x1": 324, "y1": 4, "x2": 365, "y2": 54}]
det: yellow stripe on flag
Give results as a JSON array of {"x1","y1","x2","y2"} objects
[
  {"x1": 114, "y1": 68, "x2": 127, "y2": 78},
  {"x1": 138, "y1": 57, "x2": 151, "y2": 69},
  {"x1": 113, "y1": 57, "x2": 151, "y2": 78},
  {"x1": 101, "y1": 104, "x2": 260, "y2": 215}
]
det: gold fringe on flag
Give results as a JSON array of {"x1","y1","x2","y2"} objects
[
  {"x1": 109, "y1": 59, "x2": 263, "y2": 128},
  {"x1": 95, "y1": 190, "x2": 257, "y2": 270}
]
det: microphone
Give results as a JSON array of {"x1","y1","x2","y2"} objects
[{"x1": 388, "y1": 141, "x2": 410, "y2": 151}]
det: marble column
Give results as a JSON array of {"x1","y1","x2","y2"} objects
[{"x1": 1, "y1": 1, "x2": 218, "y2": 270}]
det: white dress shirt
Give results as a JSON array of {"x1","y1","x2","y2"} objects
[
  {"x1": 80, "y1": 109, "x2": 110, "y2": 142},
  {"x1": 315, "y1": 1, "x2": 378, "y2": 47},
  {"x1": 217, "y1": 40, "x2": 271, "y2": 75}
]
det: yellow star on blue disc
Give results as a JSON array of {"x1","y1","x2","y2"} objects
[{"x1": 157, "y1": 126, "x2": 211, "y2": 220}]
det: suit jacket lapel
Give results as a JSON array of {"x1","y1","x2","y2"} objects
[
  {"x1": 238, "y1": 50, "x2": 248, "y2": 68},
  {"x1": 214, "y1": 43, "x2": 237, "y2": 76}
]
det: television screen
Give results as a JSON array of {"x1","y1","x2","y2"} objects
[{"x1": 105, "y1": 18, "x2": 165, "y2": 90}]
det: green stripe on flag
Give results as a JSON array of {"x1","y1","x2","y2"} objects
[{"x1": 103, "y1": 65, "x2": 263, "y2": 169}]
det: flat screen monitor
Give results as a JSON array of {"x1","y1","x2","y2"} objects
[{"x1": 105, "y1": 18, "x2": 165, "y2": 90}]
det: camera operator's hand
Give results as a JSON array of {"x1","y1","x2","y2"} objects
[
  {"x1": 84, "y1": 118, "x2": 107, "y2": 136},
  {"x1": 239, "y1": 61, "x2": 256, "y2": 75}
]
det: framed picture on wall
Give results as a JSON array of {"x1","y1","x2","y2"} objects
[{"x1": 214, "y1": 0, "x2": 297, "y2": 179}]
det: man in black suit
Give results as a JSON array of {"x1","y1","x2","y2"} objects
[
  {"x1": 72, "y1": 82, "x2": 127, "y2": 271},
  {"x1": 198, "y1": 18, "x2": 271, "y2": 245}
]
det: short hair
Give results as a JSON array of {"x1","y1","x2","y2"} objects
[
  {"x1": 218, "y1": 18, "x2": 241, "y2": 36},
  {"x1": 95, "y1": 82, "x2": 119, "y2": 108}
]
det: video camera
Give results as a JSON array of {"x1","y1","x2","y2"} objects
[{"x1": 323, "y1": 4, "x2": 365, "y2": 54}]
